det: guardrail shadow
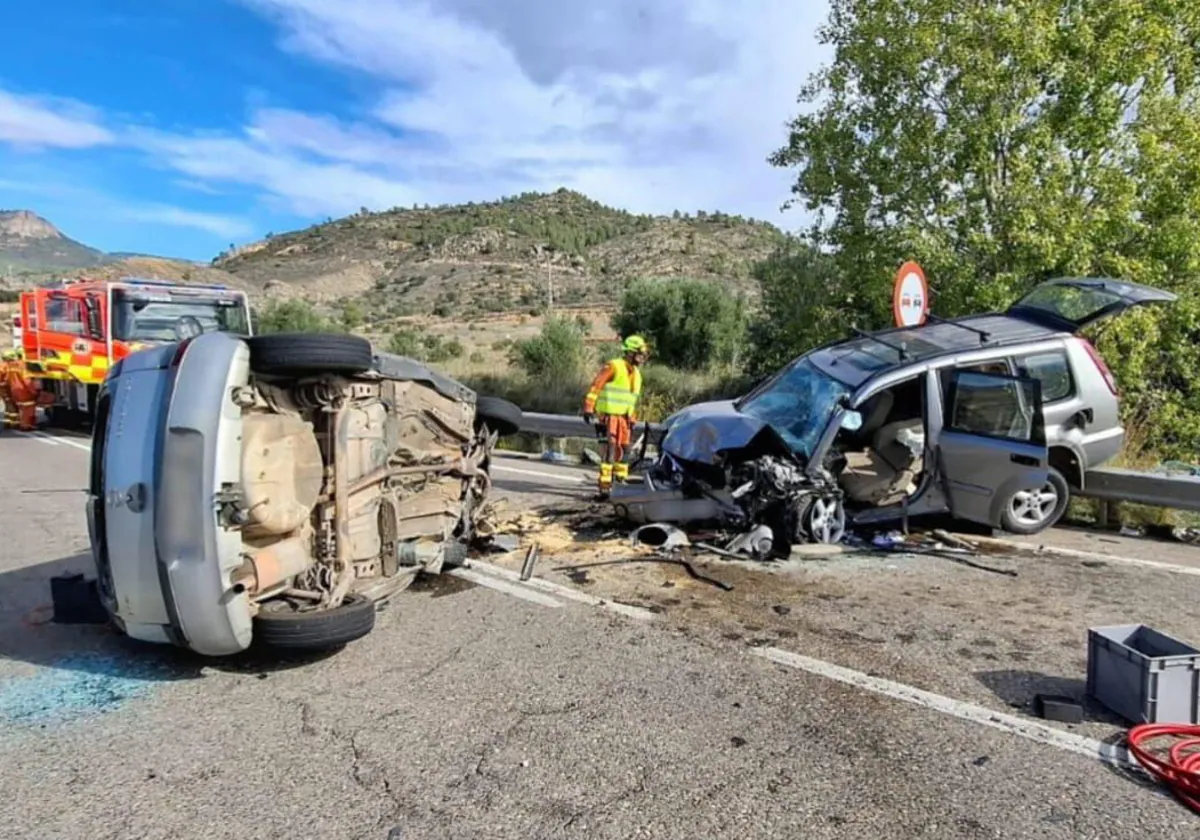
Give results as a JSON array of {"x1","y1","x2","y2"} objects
[{"x1": 0, "y1": 551, "x2": 338, "y2": 723}]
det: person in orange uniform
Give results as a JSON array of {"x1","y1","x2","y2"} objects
[
  {"x1": 0, "y1": 350, "x2": 18, "y2": 429},
  {"x1": 2, "y1": 349, "x2": 40, "y2": 431},
  {"x1": 583, "y1": 335, "x2": 649, "y2": 497}
]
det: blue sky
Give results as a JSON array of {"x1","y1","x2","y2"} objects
[{"x1": 0, "y1": 0, "x2": 828, "y2": 262}]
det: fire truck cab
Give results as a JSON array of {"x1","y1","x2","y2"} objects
[{"x1": 19, "y1": 277, "x2": 252, "y2": 424}]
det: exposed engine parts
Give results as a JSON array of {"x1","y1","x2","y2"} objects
[
  {"x1": 223, "y1": 367, "x2": 503, "y2": 612},
  {"x1": 624, "y1": 453, "x2": 847, "y2": 560}
]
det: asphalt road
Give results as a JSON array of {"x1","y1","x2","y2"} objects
[{"x1": 0, "y1": 429, "x2": 1197, "y2": 839}]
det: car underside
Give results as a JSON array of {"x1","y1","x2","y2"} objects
[
  {"x1": 86, "y1": 331, "x2": 522, "y2": 655},
  {"x1": 225, "y1": 336, "x2": 522, "y2": 648}
]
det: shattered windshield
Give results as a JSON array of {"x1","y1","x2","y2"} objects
[
  {"x1": 111, "y1": 288, "x2": 250, "y2": 342},
  {"x1": 737, "y1": 356, "x2": 851, "y2": 457}
]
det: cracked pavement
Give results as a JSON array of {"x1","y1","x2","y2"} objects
[{"x1": 0, "y1": 432, "x2": 1197, "y2": 839}]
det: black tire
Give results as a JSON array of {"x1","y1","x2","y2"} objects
[
  {"x1": 474, "y1": 395, "x2": 523, "y2": 436},
  {"x1": 252, "y1": 594, "x2": 376, "y2": 651},
  {"x1": 247, "y1": 333, "x2": 374, "y2": 376},
  {"x1": 999, "y1": 466, "x2": 1070, "y2": 536}
]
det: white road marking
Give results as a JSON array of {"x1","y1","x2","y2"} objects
[
  {"x1": 465, "y1": 559, "x2": 658, "y2": 621},
  {"x1": 23, "y1": 430, "x2": 93, "y2": 451},
  {"x1": 752, "y1": 646, "x2": 1139, "y2": 771},
  {"x1": 491, "y1": 463, "x2": 587, "y2": 484},
  {"x1": 445, "y1": 567, "x2": 566, "y2": 609}
]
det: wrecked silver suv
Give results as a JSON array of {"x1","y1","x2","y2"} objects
[{"x1": 612, "y1": 277, "x2": 1176, "y2": 556}]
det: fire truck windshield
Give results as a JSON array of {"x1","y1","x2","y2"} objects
[{"x1": 111, "y1": 288, "x2": 250, "y2": 342}]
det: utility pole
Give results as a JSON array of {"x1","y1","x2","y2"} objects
[{"x1": 546, "y1": 254, "x2": 554, "y2": 313}]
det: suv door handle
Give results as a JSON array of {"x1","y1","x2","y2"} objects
[{"x1": 1010, "y1": 453, "x2": 1039, "y2": 467}]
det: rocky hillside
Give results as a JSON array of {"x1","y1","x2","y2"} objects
[
  {"x1": 215, "y1": 189, "x2": 787, "y2": 319},
  {"x1": 0, "y1": 210, "x2": 104, "y2": 273}
]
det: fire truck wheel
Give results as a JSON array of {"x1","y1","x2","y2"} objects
[{"x1": 246, "y1": 333, "x2": 374, "y2": 376}]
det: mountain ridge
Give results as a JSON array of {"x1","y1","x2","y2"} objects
[{"x1": 1, "y1": 191, "x2": 788, "y2": 324}]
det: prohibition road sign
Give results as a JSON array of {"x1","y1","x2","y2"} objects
[{"x1": 893, "y1": 261, "x2": 929, "y2": 328}]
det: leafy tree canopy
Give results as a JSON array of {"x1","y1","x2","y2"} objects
[{"x1": 770, "y1": 0, "x2": 1200, "y2": 456}]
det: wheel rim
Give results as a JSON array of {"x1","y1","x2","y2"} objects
[
  {"x1": 1010, "y1": 482, "x2": 1059, "y2": 525},
  {"x1": 806, "y1": 497, "x2": 847, "y2": 544}
]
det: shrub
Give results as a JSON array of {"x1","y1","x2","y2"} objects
[
  {"x1": 509, "y1": 315, "x2": 590, "y2": 383},
  {"x1": 254, "y1": 299, "x2": 341, "y2": 334},
  {"x1": 611, "y1": 278, "x2": 748, "y2": 371}
]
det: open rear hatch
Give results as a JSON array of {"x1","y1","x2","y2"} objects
[{"x1": 1006, "y1": 277, "x2": 1177, "y2": 332}]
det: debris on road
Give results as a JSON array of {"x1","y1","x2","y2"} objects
[
  {"x1": 630, "y1": 523, "x2": 690, "y2": 551},
  {"x1": 519, "y1": 544, "x2": 540, "y2": 581},
  {"x1": 1034, "y1": 694, "x2": 1084, "y2": 724}
]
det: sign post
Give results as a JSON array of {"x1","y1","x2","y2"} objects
[{"x1": 892, "y1": 261, "x2": 929, "y2": 328}]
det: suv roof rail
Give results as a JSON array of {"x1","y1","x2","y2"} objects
[
  {"x1": 850, "y1": 326, "x2": 910, "y2": 360},
  {"x1": 926, "y1": 313, "x2": 991, "y2": 343}
]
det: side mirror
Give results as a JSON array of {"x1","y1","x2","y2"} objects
[{"x1": 840, "y1": 410, "x2": 864, "y2": 432}]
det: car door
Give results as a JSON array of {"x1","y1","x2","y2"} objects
[
  {"x1": 936, "y1": 369, "x2": 1049, "y2": 527},
  {"x1": 1006, "y1": 277, "x2": 1176, "y2": 332}
]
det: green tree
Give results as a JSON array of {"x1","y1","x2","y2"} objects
[
  {"x1": 510, "y1": 316, "x2": 590, "y2": 382},
  {"x1": 771, "y1": 0, "x2": 1200, "y2": 457},
  {"x1": 254, "y1": 299, "x2": 338, "y2": 334},
  {"x1": 746, "y1": 244, "x2": 854, "y2": 375},
  {"x1": 339, "y1": 300, "x2": 365, "y2": 330},
  {"x1": 612, "y1": 278, "x2": 748, "y2": 371}
]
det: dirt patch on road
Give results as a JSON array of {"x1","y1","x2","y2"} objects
[{"x1": 479, "y1": 512, "x2": 1200, "y2": 745}]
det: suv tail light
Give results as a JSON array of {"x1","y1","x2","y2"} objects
[{"x1": 1079, "y1": 337, "x2": 1118, "y2": 395}]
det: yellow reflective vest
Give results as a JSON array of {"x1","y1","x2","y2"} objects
[{"x1": 591, "y1": 358, "x2": 643, "y2": 417}]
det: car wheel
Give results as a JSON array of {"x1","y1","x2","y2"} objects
[
  {"x1": 999, "y1": 466, "x2": 1070, "y2": 536},
  {"x1": 474, "y1": 395, "x2": 523, "y2": 436},
  {"x1": 252, "y1": 594, "x2": 376, "y2": 651},
  {"x1": 246, "y1": 333, "x2": 374, "y2": 376}
]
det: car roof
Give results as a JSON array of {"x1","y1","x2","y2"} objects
[{"x1": 811, "y1": 312, "x2": 1064, "y2": 388}]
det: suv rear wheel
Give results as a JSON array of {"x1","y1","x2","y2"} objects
[{"x1": 999, "y1": 466, "x2": 1070, "y2": 535}]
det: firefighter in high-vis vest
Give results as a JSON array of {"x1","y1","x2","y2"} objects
[
  {"x1": 0, "y1": 349, "x2": 34, "y2": 431},
  {"x1": 0, "y1": 350, "x2": 18, "y2": 429},
  {"x1": 583, "y1": 335, "x2": 649, "y2": 496}
]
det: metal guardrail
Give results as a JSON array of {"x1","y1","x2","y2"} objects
[
  {"x1": 1081, "y1": 467, "x2": 1200, "y2": 514},
  {"x1": 518, "y1": 412, "x2": 667, "y2": 445},
  {"x1": 517, "y1": 412, "x2": 1200, "y2": 515}
]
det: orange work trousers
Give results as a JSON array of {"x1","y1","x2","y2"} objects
[{"x1": 5, "y1": 369, "x2": 39, "y2": 431}]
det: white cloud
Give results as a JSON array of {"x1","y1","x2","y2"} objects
[
  {"x1": 0, "y1": 89, "x2": 114, "y2": 149},
  {"x1": 222, "y1": 0, "x2": 832, "y2": 223},
  {"x1": 0, "y1": 1, "x2": 832, "y2": 231},
  {"x1": 122, "y1": 204, "x2": 256, "y2": 239}
]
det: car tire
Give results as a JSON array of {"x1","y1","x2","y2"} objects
[
  {"x1": 999, "y1": 466, "x2": 1070, "y2": 536},
  {"x1": 246, "y1": 333, "x2": 374, "y2": 376},
  {"x1": 252, "y1": 594, "x2": 376, "y2": 651},
  {"x1": 474, "y1": 395, "x2": 523, "y2": 436}
]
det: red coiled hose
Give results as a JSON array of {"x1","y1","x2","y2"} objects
[{"x1": 1127, "y1": 724, "x2": 1200, "y2": 814}]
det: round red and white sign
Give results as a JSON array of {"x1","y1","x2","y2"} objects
[{"x1": 893, "y1": 261, "x2": 929, "y2": 328}]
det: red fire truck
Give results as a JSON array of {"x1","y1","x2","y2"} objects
[{"x1": 17, "y1": 276, "x2": 253, "y2": 425}]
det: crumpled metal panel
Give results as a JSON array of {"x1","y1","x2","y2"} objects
[
  {"x1": 660, "y1": 399, "x2": 771, "y2": 465},
  {"x1": 372, "y1": 351, "x2": 476, "y2": 405}
]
